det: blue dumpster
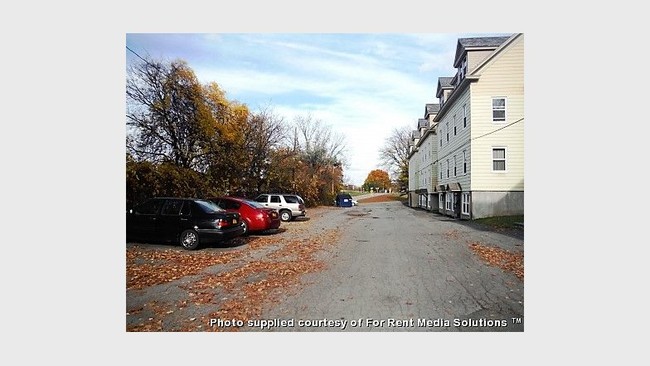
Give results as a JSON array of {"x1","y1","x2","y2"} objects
[{"x1": 335, "y1": 193, "x2": 353, "y2": 207}]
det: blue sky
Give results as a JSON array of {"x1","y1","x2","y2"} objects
[{"x1": 126, "y1": 33, "x2": 511, "y2": 186}]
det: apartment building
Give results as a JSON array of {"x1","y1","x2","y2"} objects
[
  {"x1": 407, "y1": 129, "x2": 420, "y2": 208},
  {"x1": 433, "y1": 33, "x2": 524, "y2": 219},
  {"x1": 407, "y1": 103, "x2": 441, "y2": 210}
]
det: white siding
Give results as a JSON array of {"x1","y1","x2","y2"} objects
[
  {"x1": 408, "y1": 150, "x2": 419, "y2": 192},
  {"x1": 429, "y1": 125, "x2": 439, "y2": 192},
  {"x1": 436, "y1": 88, "x2": 472, "y2": 191},
  {"x1": 469, "y1": 34, "x2": 524, "y2": 192},
  {"x1": 421, "y1": 130, "x2": 437, "y2": 192},
  {"x1": 467, "y1": 50, "x2": 496, "y2": 73}
]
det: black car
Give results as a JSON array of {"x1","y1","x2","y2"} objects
[{"x1": 126, "y1": 197, "x2": 245, "y2": 250}]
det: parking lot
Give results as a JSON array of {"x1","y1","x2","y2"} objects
[{"x1": 126, "y1": 195, "x2": 524, "y2": 331}]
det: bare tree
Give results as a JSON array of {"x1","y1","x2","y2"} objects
[
  {"x1": 293, "y1": 114, "x2": 347, "y2": 168},
  {"x1": 126, "y1": 57, "x2": 213, "y2": 169},
  {"x1": 243, "y1": 105, "x2": 287, "y2": 193},
  {"x1": 379, "y1": 125, "x2": 411, "y2": 190}
]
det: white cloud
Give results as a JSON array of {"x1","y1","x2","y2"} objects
[{"x1": 127, "y1": 32, "x2": 505, "y2": 185}]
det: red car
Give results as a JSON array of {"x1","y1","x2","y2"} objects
[{"x1": 207, "y1": 196, "x2": 281, "y2": 235}]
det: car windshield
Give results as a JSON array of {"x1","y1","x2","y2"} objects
[
  {"x1": 245, "y1": 200, "x2": 265, "y2": 208},
  {"x1": 195, "y1": 199, "x2": 225, "y2": 213}
]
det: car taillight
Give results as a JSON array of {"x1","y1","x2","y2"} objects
[
  {"x1": 215, "y1": 219, "x2": 228, "y2": 228},
  {"x1": 299, "y1": 204, "x2": 304, "y2": 210}
]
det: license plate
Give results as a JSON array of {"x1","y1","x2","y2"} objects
[{"x1": 233, "y1": 219, "x2": 238, "y2": 224}]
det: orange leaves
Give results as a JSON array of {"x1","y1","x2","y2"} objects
[
  {"x1": 469, "y1": 242, "x2": 524, "y2": 280},
  {"x1": 363, "y1": 169, "x2": 391, "y2": 190},
  {"x1": 206, "y1": 230, "x2": 340, "y2": 332},
  {"x1": 443, "y1": 229, "x2": 460, "y2": 240},
  {"x1": 357, "y1": 193, "x2": 399, "y2": 203},
  {"x1": 126, "y1": 246, "x2": 241, "y2": 290},
  {"x1": 126, "y1": 219, "x2": 341, "y2": 332}
]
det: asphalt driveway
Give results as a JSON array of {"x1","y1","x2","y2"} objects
[{"x1": 126, "y1": 197, "x2": 524, "y2": 332}]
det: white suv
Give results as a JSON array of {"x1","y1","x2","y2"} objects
[{"x1": 254, "y1": 194, "x2": 306, "y2": 222}]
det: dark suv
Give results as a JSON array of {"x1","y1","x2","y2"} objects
[{"x1": 126, "y1": 197, "x2": 245, "y2": 250}]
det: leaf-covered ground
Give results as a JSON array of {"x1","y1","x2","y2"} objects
[
  {"x1": 126, "y1": 205, "x2": 523, "y2": 332},
  {"x1": 469, "y1": 241, "x2": 524, "y2": 280},
  {"x1": 126, "y1": 210, "x2": 341, "y2": 332}
]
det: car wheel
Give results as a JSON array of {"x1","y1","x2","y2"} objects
[
  {"x1": 179, "y1": 229, "x2": 200, "y2": 250},
  {"x1": 280, "y1": 210, "x2": 292, "y2": 222},
  {"x1": 242, "y1": 221, "x2": 249, "y2": 235}
]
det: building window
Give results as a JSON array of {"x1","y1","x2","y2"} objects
[
  {"x1": 453, "y1": 115, "x2": 457, "y2": 136},
  {"x1": 439, "y1": 128, "x2": 442, "y2": 147},
  {"x1": 446, "y1": 159, "x2": 449, "y2": 178},
  {"x1": 453, "y1": 155, "x2": 457, "y2": 177},
  {"x1": 461, "y1": 58, "x2": 467, "y2": 79},
  {"x1": 446, "y1": 122, "x2": 449, "y2": 142},
  {"x1": 463, "y1": 104, "x2": 467, "y2": 128},
  {"x1": 463, "y1": 150, "x2": 467, "y2": 174},
  {"x1": 440, "y1": 163, "x2": 442, "y2": 179},
  {"x1": 492, "y1": 97, "x2": 506, "y2": 122},
  {"x1": 458, "y1": 57, "x2": 468, "y2": 83},
  {"x1": 461, "y1": 192, "x2": 470, "y2": 215},
  {"x1": 492, "y1": 147, "x2": 507, "y2": 171},
  {"x1": 439, "y1": 194, "x2": 444, "y2": 209}
]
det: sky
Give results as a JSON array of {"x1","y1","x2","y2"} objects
[{"x1": 125, "y1": 33, "x2": 511, "y2": 186}]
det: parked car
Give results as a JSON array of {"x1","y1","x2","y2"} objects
[
  {"x1": 207, "y1": 196, "x2": 281, "y2": 235},
  {"x1": 253, "y1": 193, "x2": 306, "y2": 222},
  {"x1": 334, "y1": 193, "x2": 354, "y2": 207},
  {"x1": 126, "y1": 197, "x2": 245, "y2": 250}
]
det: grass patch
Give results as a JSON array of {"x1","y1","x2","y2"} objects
[
  {"x1": 358, "y1": 193, "x2": 406, "y2": 203},
  {"x1": 474, "y1": 215, "x2": 523, "y2": 230},
  {"x1": 340, "y1": 190, "x2": 366, "y2": 197}
]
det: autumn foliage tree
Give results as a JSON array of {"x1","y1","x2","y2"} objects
[
  {"x1": 362, "y1": 169, "x2": 391, "y2": 192},
  {"x1": 126, "y1": 56, "x2": 347, "y2": 207}
]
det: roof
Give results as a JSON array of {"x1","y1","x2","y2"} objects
[
  {"x1": 436, "y1": 77, "x2": 454, "y2": 97},
  {"x1": 425, "y1": 103, "x2": 440, "y2": 118},
  {"x1": 418, "y1": 118, "x2": 428, "y2": 129},
  {"x1": 453, "y1": 36, "x2": 510, "y2": 67},
  {"x1": 433, "y1": 33, "x2": 521, "y2": 123},
  {"x1": 438, "y1": 77, "x2": 454, "y2": 88},
  {"x1": 447, "y1": 182, "x2": 462, "y2": 191}
]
